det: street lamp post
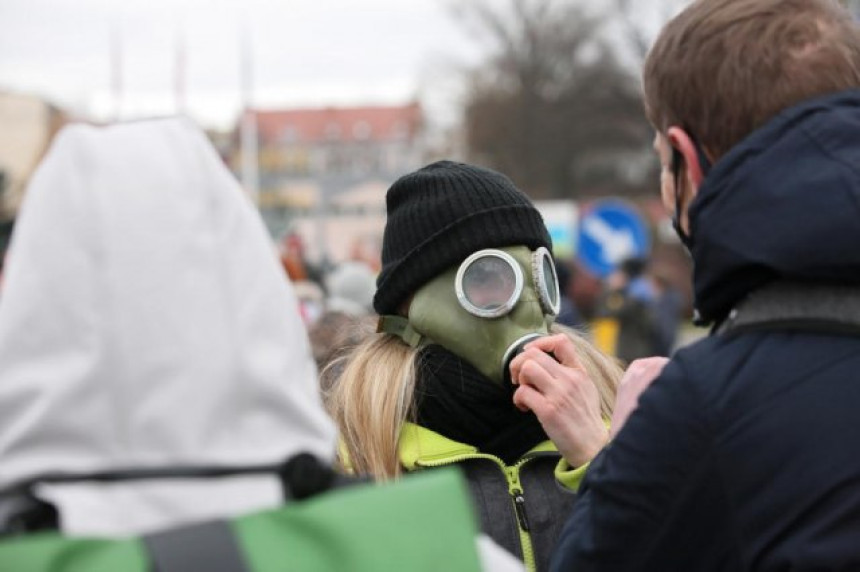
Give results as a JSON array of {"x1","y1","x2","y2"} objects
[{"x1": 239, "y1": 20, "x2": 260, "y2": 206}]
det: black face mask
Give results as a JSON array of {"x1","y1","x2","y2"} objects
[{"x1": 669, "y1": 139, "x2": 712, "y2": 251}]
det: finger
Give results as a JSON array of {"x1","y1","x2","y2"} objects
[
  {"x1": 508, "y1": 349, "x2": 529, "y2": 384},
  {"x1": 518, "y1": 346, "x2": 563, "y2": 377},
  {"x1": 513, "y1": 383, "x2": 546, "y2": 414},
  {"x1": 524, "y1": 334, "x2": 582, "y2": 369},
  {"x1": 510, "y1": 333, "x2": 576, "y2": 376},
  {"x1": 509, "y1": 345, "x2": 562, "y2": 384},
  {"x1": 620, "y1": 357, "x2": 669, "y2": 390},
  {"x1": 619, "y1": 368, "x2": 650, "y2": 393},
  {"x1": 626, "y1": 357, "x2": 670, "y2": 377},
  {"x1": 611, "y1": 359, "x2": 670, "y2": 439},
  {"x1": 515, "y1": 357, "x2": 557, "y2": 395}
]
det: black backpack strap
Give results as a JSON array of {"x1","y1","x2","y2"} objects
[
  {"x1": 717, "y1": 281, "x2": 860, "y2": 336},
  {"x1": 144, "y1": 520, "x2": 249, "y2": 572},
  {"x1": 0, "y1": 490, "x2": 59, "y2": 535},
  {"x1": 279, "y1": 452, "x2": 370, "y2": 499},
  {"x1": 0, "y1": 453, "x2": 370, "y2": 538}
]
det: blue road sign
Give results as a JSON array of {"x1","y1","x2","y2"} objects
[{"x1": 577, "y1": 200, "x2": 650, "y2": 278}]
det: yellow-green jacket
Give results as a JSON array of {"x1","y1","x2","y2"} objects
[{"x1": 399, "y1": 423, "x2": 588, "y2": 572}]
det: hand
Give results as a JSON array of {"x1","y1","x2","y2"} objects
[
  {"x1": 509, "y1": 334, "x2": 608, "y2": 467},
  {"x1": 610, "y1": 357, "x2": 669, "y2": 439}
]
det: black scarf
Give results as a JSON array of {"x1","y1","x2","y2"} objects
[{"x1": 412, "y1": 345, "x2": 548, "y2": 465}]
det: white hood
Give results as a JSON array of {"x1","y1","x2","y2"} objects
[{"x1": 0, "y1": 118, "x2": 336, "y2": 535}]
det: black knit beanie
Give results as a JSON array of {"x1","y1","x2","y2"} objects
[{"x1": 373, "y1": 160, "x2": 552, "y2": 315}]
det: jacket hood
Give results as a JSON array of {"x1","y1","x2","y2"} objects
[
  {"x1": 689, "y1": 90, "x2": 860, "y2": 325},
  {"x1": 0, "y1": 118, "x2": 335, "y2": 534}
]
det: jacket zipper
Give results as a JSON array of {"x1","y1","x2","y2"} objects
[
  {"x1": 417, "y1": 452, "x2": 538, "y2": 572},
  {"x1": 507, "y1": 463, "x2": 535, "y2": 571},
  {"x1": 512, "y1": 489, "x2": 530, "y2": 531}
]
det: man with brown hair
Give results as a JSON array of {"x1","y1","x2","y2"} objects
[{"x1": 543, "y1": 0, "x2": 860, "y2": 570}]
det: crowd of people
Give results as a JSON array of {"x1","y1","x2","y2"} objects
[{"x1": 2, "y1": 0, "x2": 860, "y2": 570}]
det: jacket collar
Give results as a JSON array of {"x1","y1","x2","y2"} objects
[
  {"x1": 686, "y1": 90, "x2": 860, "y2": 325},
  {"x1": 398, "y1": 422, "x2": 557, "y2": 470}
]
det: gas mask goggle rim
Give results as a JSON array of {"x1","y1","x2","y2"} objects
[{"x1": 453, "y1": 246, "x2": 561, "y2": 320}]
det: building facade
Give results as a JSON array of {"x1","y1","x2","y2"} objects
[{"x1": 232, "y1": 102, "x2": 425, "y2": 265}]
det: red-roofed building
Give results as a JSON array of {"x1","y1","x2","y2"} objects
[
  {"x1": 256, "y1": 102, "x2": 422, "y2": 146},
  {"x1": 238, "y1": 101, "x2": 424, "y2": 185},
  {"x1": 231, "y1": 101, "x2": 426, "y2": 263}
]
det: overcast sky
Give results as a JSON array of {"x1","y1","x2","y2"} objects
[{"x1": 0, "y1": 0, "x2": 679, "y2": 130}]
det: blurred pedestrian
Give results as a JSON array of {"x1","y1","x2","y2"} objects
[
  {"x1": 279, "y1": 231, "x2": 309, "y2": 282},
  {"x1": 594, "y1": 257, "x2": 663, "y2": 363},
  {"x1": 310, "y1": 261, "x2": 378, "y2": 391},
  {"x1": 324, "y1": 260, "x2": 376, "y2": 316},
  {"x1": 292, "y1": 279, "x2": 325, "y2": 327},
  {"x1": 554, "y1": 261, "x2": 585, "y2": 329},
  {"x1": 650, "y1": 268, "x2": 682, "y2": 355}
]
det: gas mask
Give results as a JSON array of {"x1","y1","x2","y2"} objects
[{"x1": 379, "y1": 245, "x2": 560, "y2": 385}]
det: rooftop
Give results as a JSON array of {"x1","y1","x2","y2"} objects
[{"x1": 252, "y1": 102, "x2": 422, "y2": 145}]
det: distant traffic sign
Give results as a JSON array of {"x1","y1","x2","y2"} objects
[{"x1": 577, "y1": 200, "x2": 650, "y2": 277}]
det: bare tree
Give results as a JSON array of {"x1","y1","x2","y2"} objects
[
  {"x1": 611, "y1": 0, "x2": 688, "y2": 62},
  {"x1": 454, "y1": 0, "x2": 654, "y2": 199}
]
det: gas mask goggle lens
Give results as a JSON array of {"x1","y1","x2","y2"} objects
[{"x1": 455, "y1": 246, "x2": 560, "y2": 319}]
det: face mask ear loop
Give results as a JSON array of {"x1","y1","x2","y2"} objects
[
  {"x1": 377, "y1": 315, "x2": 424, "y2": 347},
  {"x1": 671, "y1": 132, "x2": 712, "y2": 184},
  {"x1": 694, "y1": 138, "x2": 712, "y2": 178},
  {"x1": 669, "y1": 132, "x2": 712, "y2": 327},
  {"x1": 670, "y1": 146, "x2": 686, "y2": 227},
  {"x1": 670, "y1": 131, "x2": 713, "y2": 244}
]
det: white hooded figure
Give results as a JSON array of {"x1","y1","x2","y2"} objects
[
  {"x1": 324, "y1": 261, "x2": 376, "y2": 317},
  {"x1": 0, "y1": 118, "x2": 523, "y2": 572},
  {"x1": 0, "y1": 118, "x2": 336, "y2": 536}
]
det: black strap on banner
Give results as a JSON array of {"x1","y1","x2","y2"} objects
[
  {"x1": 144, "y1": 520, "x2": 249, "y2": 572},
  {"x1": 0, "y1": 462, "x2": 285, "y2": 501},
  {"x1": 0, "y1": 453, "x2": 369, "y2": 537}
]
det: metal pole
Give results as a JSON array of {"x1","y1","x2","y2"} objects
[
  {"x1": 239, "y1": 19, "x2": 260, "y2": 206},
  {"x1": 240, "y1": 111, "x2": 260, "y2": 206},
  {"x1": 174, "y1": 17, "x2": 186, "y2": 116},
  {"x1": 110, "y1": 18, "x2": 123, "y2": 122}
]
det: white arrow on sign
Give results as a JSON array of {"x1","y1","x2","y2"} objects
[{"x1": 583, "y1": 215, "x2": 636, "y2": 265}]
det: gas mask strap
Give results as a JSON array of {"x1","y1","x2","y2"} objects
[{"x1": 377, "y1": 315, "x2": 424, "y2": 347}]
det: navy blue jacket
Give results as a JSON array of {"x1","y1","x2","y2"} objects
[{"x1": 552, "y1": 91, "x2": 860, "y2": 571}]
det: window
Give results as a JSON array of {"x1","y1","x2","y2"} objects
[{"x1": 353, "y1": 121, "x2": 372, "y2": 140}]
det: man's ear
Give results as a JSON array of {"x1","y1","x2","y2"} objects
[{"x1": 666, "y1": 126, "x2": 707, "y2": 188}]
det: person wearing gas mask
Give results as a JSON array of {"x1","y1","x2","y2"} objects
[{"x1": 326, "y1": 160, "x2": 622, "y2": 572}]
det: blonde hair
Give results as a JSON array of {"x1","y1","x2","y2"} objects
[
  {"x1": 551, "y1": 323, "x2": 620, "y2": 422},
  {"x1": 324, "y1": 324, "x2": 622, "y2": 481}
]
